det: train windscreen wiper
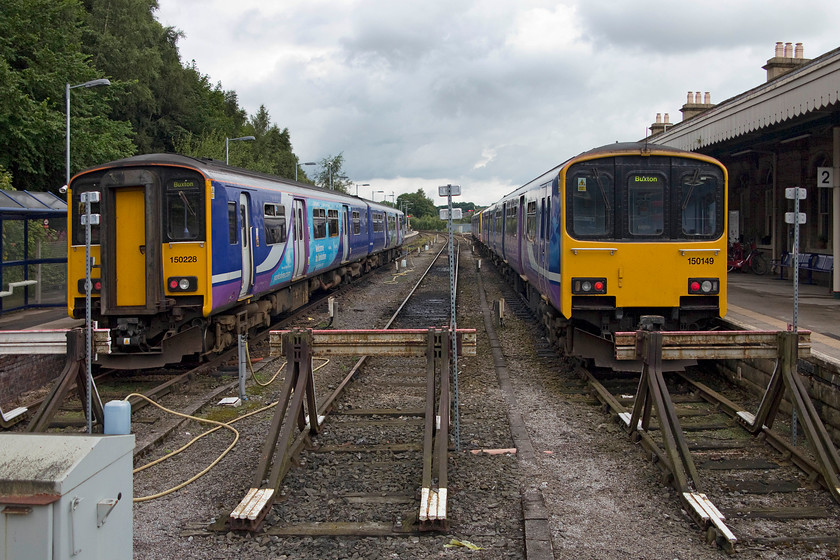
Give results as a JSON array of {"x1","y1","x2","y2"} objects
[{"x1": 592, "y1": 168, "x2": 611, "y2": 211}]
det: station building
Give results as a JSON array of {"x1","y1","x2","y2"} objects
[{"x1": 647, "y1": 42, "x2": 840, "y2": 297}]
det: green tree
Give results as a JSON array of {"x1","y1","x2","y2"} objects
[
  {"x1": 0, "y1": 166, "x2": 12, "y2": 191},
  {"x1": 397, "y1": 189, "x2": 437, "y2": 218},
  {"x1": 315, "y1": 153, "x2": 349, "y2": 192},
  {"x1": 0, "y1": 0, "x2": 134, "y2": 192}
]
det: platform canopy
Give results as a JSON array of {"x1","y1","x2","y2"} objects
[{"x1": 0, "y1": 190, "x2": 66, "y2": 218}]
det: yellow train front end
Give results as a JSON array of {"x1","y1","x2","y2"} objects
[
  {"x1": 67, "y1": 157, "x2": 215, "y2": 368},
  {"x1": 556, "y1": 144, "x2": 728, "y2": 335}
]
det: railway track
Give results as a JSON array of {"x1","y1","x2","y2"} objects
[
  {"x1": 9, "y1": 241, "x2": 430, "y2": 441},
  {"x1": 233, "y1": 240, "x2": 460, "y2": 535},
  {"x1": 582, "y1": 367, "x2": 840, "y2": 551},
  {"x1": 492, "y1": 255, "x2": 840, "y2": 554}
]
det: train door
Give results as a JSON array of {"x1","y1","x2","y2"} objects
[
  {"x1": 537, "y1": 196, "x2": 548, "y2": 295},
  {"x1": 501, "y1": 202, "x2": 507, "y2": 259},
  {"x1": 238, "y1": 192, "x2": 253, "y2": 299},
  {"x1": 292, "y1": 199, "x2": 306, "y2": 279},
  {"x1": 518, "y1": 195, "x2": 526, "y2": 271},
  {"x1": 114, "y1": 187, "x2": 146, "y2": 306},
  {"x1": 341, "y1": 204, "x2": 350, "y2": 263}
]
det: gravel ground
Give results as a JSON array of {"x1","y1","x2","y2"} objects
[{"x1": 128, "y1": 235, "x2": 837, "y2": 559}]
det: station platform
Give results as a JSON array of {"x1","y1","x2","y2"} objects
[
  {"x1": 725, "y1": 272, "x2": 840, "y2": 365},
  {"x1": 0, "y1": 307, "x2": 81, "y2": 331}
]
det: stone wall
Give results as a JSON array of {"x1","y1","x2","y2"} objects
[{"x1": 0, "y1": 355, "x2": 64, "y2": 408}]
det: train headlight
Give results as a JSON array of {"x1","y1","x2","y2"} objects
[
  {"x1": 688, "y1": 278, "x2": 719, "y2": 294},
  {"x1": 167, "y1": 276, "x2": 197, "y2": 292},
  {"x1": 572, "y1": 278, "x2": 607, "y2": 294}
]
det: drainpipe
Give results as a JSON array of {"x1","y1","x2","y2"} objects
[{"x1": 833, "y1": 127, "x2": 840, "y2": 298}]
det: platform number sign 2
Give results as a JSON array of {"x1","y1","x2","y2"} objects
[{"x1": 817, "y1": 167, "x2": 833, "y2": 188}]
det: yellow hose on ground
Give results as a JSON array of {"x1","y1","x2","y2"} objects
[{"x1": 130, "y1": 355, "x2": 330, "y2": 502}]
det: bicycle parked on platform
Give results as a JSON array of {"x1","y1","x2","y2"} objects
[{"x1": 727, "y1": 239, "x2": 769, "y2": 274}]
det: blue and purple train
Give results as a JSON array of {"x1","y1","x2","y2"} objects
[{"x1": 67, "y1": 154, "x2": 404, "y2": 368}]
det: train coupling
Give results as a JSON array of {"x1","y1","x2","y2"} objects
[
  {"x1": 113, "y1": 318, "x2": 148, "y2": 349},
  {"x1": 638, "y1": 315, "x2": 665, "y2": 331}
]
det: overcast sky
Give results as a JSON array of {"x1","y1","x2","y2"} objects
[{"x1": 156, "y1": 0, "x2": 840, "y2": 206}]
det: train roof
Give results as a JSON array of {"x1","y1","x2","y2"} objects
[
  {"x1": 73, "y1": 153, "x2": 403, "y2": 215},
  {"x1": 577, "y1": 141, "x2": 697, "y2": 157},
  {"x1": 496, "y1": 141, "x2": 723, "y2": 203}
]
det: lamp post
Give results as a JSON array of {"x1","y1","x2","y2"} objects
[
  {"x1": 66, "y1": 77, "x2": 109, "y2": 434},
  {"x1": 298, "y1": 161, "x2": 316, "y2": 182},
  {"x1": 66, "y1": 78, "x2": 111, "y2": 186},
  {"x1": 326, "y1": 161, "x2": 336, "y2": 190},
  {"x1": 355, "y1": 183, "x2": 370, "y2": 196},
  {"x1": 373, "y1": 190, "x2": 384, "y2": 201},
  {"x1": 225, "y1": 136, "x2": 255, "y2": 165}
]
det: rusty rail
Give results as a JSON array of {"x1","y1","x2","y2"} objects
[
  {"x1": 230, "y1": 327, "x2": 476, "y2": 532},
  {"x1": 610, "y1": 327, "x2": 840, "y2": 553}
]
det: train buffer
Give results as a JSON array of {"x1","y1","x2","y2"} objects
[
  {"x1": 229, "y1": 328, "x2": 476, "y2": 533},
  {"x1": 612, "y1": 328, "x2": 840, "y2": 553}
]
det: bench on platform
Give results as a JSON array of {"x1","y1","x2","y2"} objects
[{"x1": 776, "y1": 252, "x2": 833, "y2": 284}]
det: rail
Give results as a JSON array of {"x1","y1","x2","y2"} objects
[
  {"x1": 606, "y1": 328, "x2": 840, "y2": 553},
  {"x1": 231, "y1": 242, "x2": 466, "y2": 532}
]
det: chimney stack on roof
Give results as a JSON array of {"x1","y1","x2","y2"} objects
[
  {"x1": 763, "y1": 42, "x2": 810, "y2": 81},
  {"x1": 680, "y1": 91, "x2": 715, "y2": 122},
  {"x1": 648, "y1": 112, "x2": 674, "y2": 138}
]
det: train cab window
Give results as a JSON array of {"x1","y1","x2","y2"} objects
[
  {"x1": 264, "y1": 203, "x2": 287, "y2": 245},
  {"x1": 327, "y1": 209, "x2": 339, "y2": 237},
  {"x1": 352, "y1": 211, "x2": 361, "y2": 235},
  {"x1": 679, "y1": 171, "x2": 718, "y2": 237},
  {"x1": 628, "y1": 174, "x2": 665, "y2": 236},
  {"x1": 166, "y1": 179, "x2": 204, "y2": 241},
  {"x1": 313, "y1": 208, "x2": 327, "y2": 239},
  {"x1": 228, "y1": 202, "x2": 237, "y2": 244},
  {"x1": 568, "y1": 166, "x2": 613, "y2": 237},
  {"x1": 71, "y1": 186, "x2": 102, "y2": 245}
]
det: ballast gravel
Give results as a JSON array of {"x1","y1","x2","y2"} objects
[{"x1": 131, "y1": 236, "x2": 827, "y2": 559}]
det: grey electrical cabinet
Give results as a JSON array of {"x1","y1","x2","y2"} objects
[{"x1": 0, "y1": 433, "x2": 134, "y2": 560}]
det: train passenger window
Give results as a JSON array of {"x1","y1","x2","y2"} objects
[
  {"x1": 388, "y1": 215, "x2": 396, "y2": 233},
  {"x1": 352, "y1": 211, "x2": 361, "y2": 235},
  {"x1": 506, "y1": 204, "x2": 517, "y2": 237},
  {"x1": 313, "y1": 208, "x2": 327, "y2": 239},
  {"x1": 327, "y1": 209, "x2": 339, "y2": 237},
  {"x1": 166, "y1": 181, "x2": 203, "y2": 241},
  {"x1": 372, "y1": 213, "x2": 384, "y2": 232},
  {"x1": 628, "y1": 174, "x2": 664, "y2": 236},
  {"x1": 228, "y1": 202, "x2": 237, "y2": 244},
  {"x1": 679, "y1": 171, "x2": 718, "y2": 237},
  {"x1": 526, "y1": 201, "x2": 537, "y2": 241},
  {"x1": 568, "y1": 167, "x2": 612, "y2": 237},
  {"x1": 264, "y1": 204, "x2": 287, "y2": 245}
]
